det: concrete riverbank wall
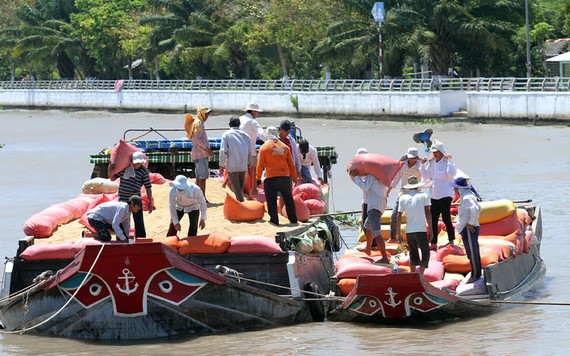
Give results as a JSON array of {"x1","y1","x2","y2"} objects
[{"x1": 1, "y1": 88, "x2": 569, "y2": 123}]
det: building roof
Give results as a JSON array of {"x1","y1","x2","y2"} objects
[
  {"x1": 544, "y1": 38, "x2": 570, "y2": 57},
  {"x1": 546, "y1": 51, "x2": 570, "y2": 62}
]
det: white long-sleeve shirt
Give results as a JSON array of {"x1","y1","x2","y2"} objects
[
  {"x1": 86, "y1": 201, "x2": 131, "y2": 241},
  {"x1": 352, "y1": 174, "x2": 387, "y2": 213},
  {"x1": 239, "y1": 113, "x2": 266, "y2": 156},
  {"x1": 299, "y1": 144, "x2": 323, "y2": 179},
  {"x1": 454, "y1": 189, "x2": 481, "y2": 234},
  {"x1": 219, "y1": 127, "x2": 253, "y2": 172},
  {"x1": 169, "y1": 183, "x2": 207, "y2": 224},
  {"x1": 420, "y1": 157, "x2": 457, "y2": 199}
]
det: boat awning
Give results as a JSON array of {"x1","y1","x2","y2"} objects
[{"x1": 546, "y1": 51, "x2": 570, "y2": 62}]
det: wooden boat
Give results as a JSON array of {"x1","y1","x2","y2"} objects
[
  {"x1": 0, "y1": 125, "x2": 340, "y2": 339},
  {"x1": 328, "y1": 202, "x2": 545, "y2": 323}
]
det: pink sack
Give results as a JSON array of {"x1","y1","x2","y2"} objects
[
  {"x1": 23, "y1": 212, "x2": 60, "y2": 238},
  {"x1": 430, "y1": 279, "x2": 461, "y2": 291},
  {"x1": 19, "y1": 241, "x2": 76, "y2": 260},
  {"x1": 226, "y1": 236, "x2": 283, "y2": 254},
  {"x1": 347, "y1": 153, "x2": 404, "y2": 186},
  {"x1": 109, "y1": 139, "x2": 148, "y2": 176},
  {"x1": 304, "y1": 199, "x2": 326, "y2": 215},
  {"x1": 149, "y1": 173, "x2": 166, "y2": 185},
  {"x1": 436, "y1": 244, "x2": 465, "y2": 262},
  {"x1": 292, "y1": 183, "x2": 321, "y2": 200},
  {"x1": 424, "y1": 260, "x2": 445, "y2": 282},
  {"x1": 281, "y1": 195, "x2": 310, "y2": 222},
  {"x1": 479, "y1": 211, "x2": 521, "y2": 236}
]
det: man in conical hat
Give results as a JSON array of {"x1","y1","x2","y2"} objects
[{"x1": 185, "y1": 106, "x2": 213, "y2": 200}]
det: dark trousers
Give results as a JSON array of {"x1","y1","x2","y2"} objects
[
  {"x1": 132, "y1": 208, "x2": 146, "y2": 238},
  {"x1": 166, "y1": 209, "x2": 200, "y2": 237},
  {"x1": 227, "y1": 171, "x2": 246, "y2": 202},
  {"x1": 461, "y1": 226, "x2": 482, "y2": 279},
  {"x1": 390, "y1": 196, "x2": 400, "y2": 239},
  {"x1": 430, "y1": 196, "x2": 454, "y2": 244},
  {"x1": 88, "y1": 218, "x2": 126, "y2": 242},
  {"x1": 264, "y1": 176, "x2": 297, "y2": 225},
  {"x1": 407, "y1": 232, "x2": 430, "y2": 268}
]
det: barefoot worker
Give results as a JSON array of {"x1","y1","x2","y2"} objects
[{"x1": 348, "y1": 165, "x2": 389, "y2": 262}]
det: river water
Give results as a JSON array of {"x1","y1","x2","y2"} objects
[{"x1": 1, "y1": 110, "x2": 569, "y2": 354}]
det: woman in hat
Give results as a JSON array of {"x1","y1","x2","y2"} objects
[
  {"x1": 166, "y1": 175, "x2": 207, "y2": 238},
  {"x1": 450, "y1": 177, "x2": 482, "y2": 283},
  {"x1": 186, "y1": 106, "x2": 213, "y2": 200},
  {"x1": 420, "y1": 139, "x2": 457, "y2": 249}
]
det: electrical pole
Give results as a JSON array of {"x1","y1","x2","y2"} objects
[
  {"x1": 378, "y1": 23, "x2": 383, "y2": 79},
  {"x1": 525, "y1": 0, "x2": 531, "y2": 78}
]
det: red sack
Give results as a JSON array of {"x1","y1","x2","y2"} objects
[
  {"x1": 292, "y1": 183, "x2": 321, "y2": 200},
  {"x1": 304, "y1": 199, "x2": 326, "y2": 215},
  {"x1": 347, "y1": 153, "x2": 404, "y2": 186},
  {"x1": 226, "y1": 236, "x2": 283, "y2": 254},
  {"x1": 109, "y1": 139, "x2": 148, "y2": 176},
  {"x1": 281, "y1": 195, "x2": 310, "y2": 222}
]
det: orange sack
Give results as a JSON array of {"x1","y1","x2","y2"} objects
[
  {"x1": 178, "y1": 232, "x2": 231, "y2": 254},
  {"x1": 337, "y1": 278, "x2": 357, "y2": 296},
  {"x1": 281, "y1": 195, "x2": 311, "y2": 222},
  {"x1": 223, "y1": 193, "x2": 265, "y2": 221}
]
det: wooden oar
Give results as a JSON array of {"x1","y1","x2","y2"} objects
[{"x1": 311, "y1": 210, "x2": 362, "y2": 217}]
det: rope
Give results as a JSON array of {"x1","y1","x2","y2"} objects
[
  {"x1": 221, "y1": 270, "x2": 344, "y2": 300},
  {"x1": 484, "y1": 300, "x2": 570, "y2": 306},
  {"x1": 0, "y1": 244, "x2": 106, "y2": 335}
]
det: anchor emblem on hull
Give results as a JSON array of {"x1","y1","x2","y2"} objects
[
  {"x1": 384, "y1": 287, "x2": 401, "y2": 308},
  {"x1": 116, "y1": 268, "x2": 139, "y2": 295}
]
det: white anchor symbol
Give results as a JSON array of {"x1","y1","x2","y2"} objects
[
  {"x1": 384, "y1": 287, "x2": 401, "y2": 308},
  {"x1": 116, "y1": 268, "x2": 139, "y2": 295}
]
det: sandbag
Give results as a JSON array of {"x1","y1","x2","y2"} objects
[
  {"x1": 293, "y1": 183, "x2": 321, "y2": 200},
  {"x1": 337, "y1": 278, "x2": 357, "y2": 296},
  {"x1": 62, "y1": 198, "x2": 91, "y2": 220},
  {"x1": 82, "y1": 177, "x2": 119, "y2": 194},
  {"x1": 480, "y1": 231, "x2": 521, "y2": 255},
  {"x1": 517, "y1": 208, "x2": 532, "y2": 229},
  {"x1": 223, "y1": 193, "x2": 265, "y2": 221},
  {"x1": 281, "y1": 195, "x2": 311, "y2": 222},
  {"x1": 479, "y1": 211, "x2": 521, "y2": 236},
  {"x1": 149, "y1": 173, "x2": 167, "y2": 185},
  {"x1": 19, "y1": 241, "x2": 76, "y2": 260},
  {"x1": 442, "y1": 245, "x2": 502, "y2": 273},
  {"x1": 153, "y1": 235, "x2": 180, "y2": 251},
  {"x1": 226, "y1": 235, "x2": 283, "y2": 254},
  {"x1": 424, "y1": 260, "x2": 445, "y2": 282},
  {"x1": 335, "y1": 257, "x2": 392, "y2": 279},
  {"x1": 178, "y1": 232, "x2": 231, "y2": 254},
  {"x1": 347, "y1": 153, "x2": 404, "y2": 186},
  {"x1": 479, "y1": 199, "x2": 516, "y2": 224},
  {"x1": 305, "y1": 199, "x2": 326, "y2": 215},
  {"x1": 436, "y1": 244, "x2": 465, "y2": 262},
  {"x1": 23, "y1": 214, "x2": 59, "y2": 238},
  {"x1": 430, "y1": 279, "x2": 460, "y2": 291},
  {"x1": 109, "y1": 139, "x2": 148, "y2": 176}
]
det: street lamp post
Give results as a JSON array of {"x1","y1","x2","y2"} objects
[{"x1": 525, "y1": 0, "x2": 531, "y2": 78}]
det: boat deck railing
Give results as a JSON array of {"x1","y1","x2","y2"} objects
[{"x1": 2, "y1": 78, "x2": 570, "y2": 92}]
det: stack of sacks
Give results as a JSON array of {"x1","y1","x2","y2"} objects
[
  {"x1": 23, "y1": 195, "x2": 95, "y2": 238},
  {"x1": 391, "y1": 250, "x2": 445, "y2": 282},
  {"x1": 279, "y1": 183, "x2": 327, "y2": 222},
  {"x1": 335, "y1": 255, "x2": 393, "y2": 296},
  {"x1": 156, "y1": 232, "x2": 284, "y2": 255}
]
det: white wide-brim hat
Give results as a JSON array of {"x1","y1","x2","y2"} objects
[
  {"x1": 265, "y1": 126, "x2": 279, "y2": 141},
  {"x1": 172, "y1": 175, "x2": 188, "y2": 189},
  {"x1": 403, "y1": 175, "x2": 423, "y2": 189},
  {"x1": 429, "y1": 139, "x2": 446, "y2": 154},
  {"x1": 245, "y1": 102, "x2": 263, "y2": 112},
  {"x1": 406, "y1": 147, "x2": 419, "y2": 158}
]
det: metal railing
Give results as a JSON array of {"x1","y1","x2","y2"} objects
[{"x1": 2, "y1": 77, "x2": 570, "y2": 92}]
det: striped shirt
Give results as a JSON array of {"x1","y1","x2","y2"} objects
[{"x1": 116, "y1": 166, "x2": 151, "y2": 202}]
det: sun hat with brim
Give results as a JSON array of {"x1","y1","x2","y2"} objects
[
  {"x1": 450, "y1": 176, "x2": 470, "y2": 189},
  {"x1": 356, "y1": 148, "x2": 368, "y2": 155},
  {"x1": 172, "y1": 175, "x2": 189, "y2": 190},
  {"x1": 429, "y1": 139, "x2": 446, "y2": 154},
  {"x1": 245, "y1": 102, "x2": 263, "y2": 112},
  {"x1": 266, "y1": 126, "x2": 279, "y2": 141},
  {"x1": 403, "y1": 175, "x2": 423, "y2": 189},
  {"x1": 129, "y1": 195, "x2": 143, "y2": 208},
  {"x1": 406, "y1": 147, "x2": 419, "y2": 159},
  {"x1": 132, "y1": 151, "x2": 147, "y2": 164}
]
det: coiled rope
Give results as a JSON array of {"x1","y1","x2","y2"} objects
[{"x1": 0, "y1": 244, "x2": 106, "y2": 334}]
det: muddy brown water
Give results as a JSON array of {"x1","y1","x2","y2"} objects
[{"x1": 1, "y1": 109, "x2": 569, "y2": 354}]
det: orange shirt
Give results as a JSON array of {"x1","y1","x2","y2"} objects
[{"x1": 256, "y1": 140, "x2": 297, "y2": 180}]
